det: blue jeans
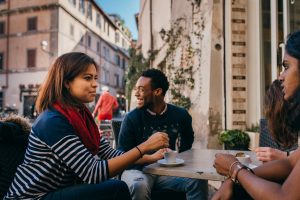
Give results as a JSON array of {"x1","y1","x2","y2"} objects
[
  {"x1": 42, "y1": 180, "x2": 131, "y2": 200},
  {"x1": 121, "y1": 170, "x2": 208, "y2": 200}
]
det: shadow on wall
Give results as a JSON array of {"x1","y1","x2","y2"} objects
[
  {"x1": 207, "y1": 108, "x2": 222, "y2": 149},
  {"x1": 190, "y1": 110, "x2": 210, "y2": 149}
]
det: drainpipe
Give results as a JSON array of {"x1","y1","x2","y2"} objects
[
  {"x1": 222, "y1": 0, "x2": 227, "y2": 130},
  {"x1": 4, "y1": 0, "x2": 10, "y2": 89},
  {"x1": 150, "y1": 0, "x2": 153, "y2": 67}
]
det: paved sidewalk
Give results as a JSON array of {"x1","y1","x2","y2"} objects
[{"x1": 208, "y1": 180, "x2": 221, "y2": 199}]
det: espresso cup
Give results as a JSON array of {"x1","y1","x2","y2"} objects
[
  {"x1": 236, "y1": 154, "x2": 251, "y2": 165},
  {"x1": 164, "y1": 151, "x2": 178, "y2": 164}
]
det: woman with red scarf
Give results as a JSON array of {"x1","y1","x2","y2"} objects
[{"x1": 4, "y1": 52, "x2": 169, "y2": 200}]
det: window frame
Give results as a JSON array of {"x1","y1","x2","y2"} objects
[
  {"x1": 0, "y1": 52, "x2": 4, "y2": 70},
  {"x1": 0, "y1": 21, "x2": 5, "y2": 34},
  {"x1": 27, "y1": 49, "x2": 36, "y2": 68},
  {"x1": 27, "y1": 17, "x2": 37, "y2": 31}
]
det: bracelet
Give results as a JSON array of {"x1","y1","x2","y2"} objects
[
  {"x1": 231, "y1": 164, "x2": 254, "y2": 183},
  {"x1": 228, "y1": 161, "x2": 240, "y2": 176},
  {"x1": 135, "y1": 146, "x2": 143, "y2": 158},
  {"x1": 230, "y1": 163, "x2": 243, "y2": 183}
]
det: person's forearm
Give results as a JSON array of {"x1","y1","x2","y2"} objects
[
  {"x1": 237, "y1": 169, "x2": 285, "y2": 200},
  {"x1": 254, "y1": 158, "x2": 293, "y2": 182},
  {"x1": 108, "y1": 143, "x2": 148, "y2": 177},
  {"x1": 134, "y1": 154, "x2": 156, "y2": 164}
]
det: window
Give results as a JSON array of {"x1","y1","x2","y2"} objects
[
  {"x1": 107, "y1": 25, "x2": 110, "y2": 36},
  {"x1": 96, "y1": 13, "x2": 101, "y2": 28},
  {"x1": 97, "y1": 41, "x2": 100, "y2": 53},
  {"x1": 107, "y1": 49, "x2": 110, "y2": 60},
  {"x1": 115, "y1": 55, "x2": 120, "y2": 66},
  {"x1": 122, "y1": 58, "x2": 126, "y2": 69},
  {"x1": 79, "y1": 0, "x2": 85, "y2": 14},
  {"x1": 87, "y1": 35, "x2": 91, "y2": 48},
  {"x1": 70, "y1": 24, "x2": 74, "y2": 37},
  {"x1": 27, "y1": 49, "x2": 36, "y2": 68},
  {"x1": 27, "y1": 17, "x2": 37, "y2": 31},
  {"x1": 105, "y1": 70, "x2": 110, "y2": 84},
  {"x1": 0, "y1": 21, "x2": 4, "y2": 34},
  {"x1": 115, "y1": 32, "x2": 119, "y2": 43},
  {"x1": 0, "y1": 53, "x2": 3, "y2": 70},
  {"x1": 122, "y1": 38, "x2": 125, "y2": 48},
  {"x1": 87, "y1": 2, "x2": 92, "y2": 20},
  {"x1": 80, "y1": 32, "x2": 84, "y2": 43},
  {"x1": 114, "y1": 74, "x2": 119, "y2": 87},
  {"x1": 103, "y1": 46, "x2": 106, "y2": 57},
  {"x1": 104, "y1": 21, "x2": 106, "y2": 32},
  {"x1": 0, "y1": 92, "x2": 3, "y2": 111},
  {"x1": 68, "y1": 0, "x2": 76, "y2": 6}
]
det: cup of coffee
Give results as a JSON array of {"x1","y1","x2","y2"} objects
[
  {"x1": 164, "y1": 150, "x2": 178, "y2": 164},
  {"x1": 235, "y1": 152, "x2": 251, "y2": 165}
]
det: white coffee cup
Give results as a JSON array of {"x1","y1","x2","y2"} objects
[
  {"x1": 164, "y1": 151, "x2": 178, "y2": 164},
  {"x1": 236, "y1": 154, "x2": 251, "y2": 165}
]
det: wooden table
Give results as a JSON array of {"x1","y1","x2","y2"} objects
[{"x1": 143, "y1": 149, "x2": 261, "y2": 181}]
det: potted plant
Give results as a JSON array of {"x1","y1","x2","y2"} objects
[{"x1": 218, "y1": 129, "x2": 250, "y2": 150}]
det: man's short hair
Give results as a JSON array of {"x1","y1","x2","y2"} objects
[{"x1": 141, "y1": 69, "x2": 169, "y2": 96}]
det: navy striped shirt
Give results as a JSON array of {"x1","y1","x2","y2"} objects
[{"x1": 5, "y1": 109, "x2": 123, "y2": 199}]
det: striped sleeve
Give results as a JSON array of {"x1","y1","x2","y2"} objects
[
  {"x1": 97, "y1": 137, "x2": 124, "y2": 159},
  {"x1": 51, "y1": 135, "x2": 110, "y2": 183}
]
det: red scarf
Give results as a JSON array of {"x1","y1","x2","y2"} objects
[{"x1": 52, "y1": 101, "x2": 100, "y2": 155}]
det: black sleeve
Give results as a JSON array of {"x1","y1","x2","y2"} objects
[
  {"x1": 178, "y1": 110, "x2": 194, "y2": 152},
  {"x1": 117, "y1": 114, "x2": 137, "y2": 152}
]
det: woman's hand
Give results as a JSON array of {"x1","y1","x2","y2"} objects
[
  {"x1": 139, "y1": 132, "x2": 169, "y2": 153},
  {"x1": 211, "y1": 178, "x2": 234, "y2": 200},
  {"x1": 149, "y1": 148, "x2": 166, "y2": 162},
  {"x1": 254, "y1": 147, "x2": 287, "y2": 162},
  {"x1": 214, "y1": 153, "x2": 238, "y2": 176}
]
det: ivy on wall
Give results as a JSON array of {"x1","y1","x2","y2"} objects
[
  {"x1": 126, "y1": 0, "x2": 204, "y2": 110},
  {"x1": 158, "y1": 8, "x2": 205, "y2": 110}
]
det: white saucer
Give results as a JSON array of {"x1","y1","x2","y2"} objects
[
  {"x1": 157, "y1": 158, "x2": 184, "y2": 166},
  {"x1": 247, "y1": 163, "x2": 257, "y2": 169}
]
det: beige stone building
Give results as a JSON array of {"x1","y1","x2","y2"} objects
[
  {"x1": 0, "y1": 0, "x2": 131, "y2": 117},
  {"x1": 137, "y1": 0, "x2": 300, "y2": 148}
]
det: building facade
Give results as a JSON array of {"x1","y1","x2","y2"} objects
[
  {"x1": 0, "y1": 0, "x2": 131, "y2": 117},
  {"x1": 137, "y1": 0, "x2": 300, "y2": 148}
]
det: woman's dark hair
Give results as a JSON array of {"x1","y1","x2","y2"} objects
[
  {"x1": 35, "y1": 52, "x2": 97, "y2": 113},
  {"x1": 141, "y1": 69, "x2": 169, "y2": 96},
  {"x1": 286, "y1": 29, "x2": 300, "y2": 61},
  {"x1": 264, "y1": 80, "x2": 297, "y2": 148}
]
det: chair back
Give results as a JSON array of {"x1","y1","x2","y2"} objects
[
  {"x1": 259, "y1": 118, "x2": 279, "y2": 148},
  {"x1": 112, "y1": 120, "x2": 122, "y2": 149},
  {"x1": 0, "y1": 121, "x2": 29, "y2": 198},
  {"x1": 259, "y1": 118, "x2": 298, "y2": 152}
]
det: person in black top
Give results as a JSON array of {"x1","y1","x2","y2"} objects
[{"x1": 118, "y1": 69, "x2": 208, "y2": 200}]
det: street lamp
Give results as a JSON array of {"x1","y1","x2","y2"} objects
[{"x1": 40, "y1": 40, "x2": 53, "y2": 56}]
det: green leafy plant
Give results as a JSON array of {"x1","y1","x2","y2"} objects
[
  {"x1": 246, "y1": 123, "x2": 260, "y2": 132},
  {"x1": 218, "y1": 129, "x2": 250, "y2": 150}
]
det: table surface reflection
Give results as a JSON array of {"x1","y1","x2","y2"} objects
[{"x1": 143, "y1": 149, "x2": 261, "y2": 181}]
